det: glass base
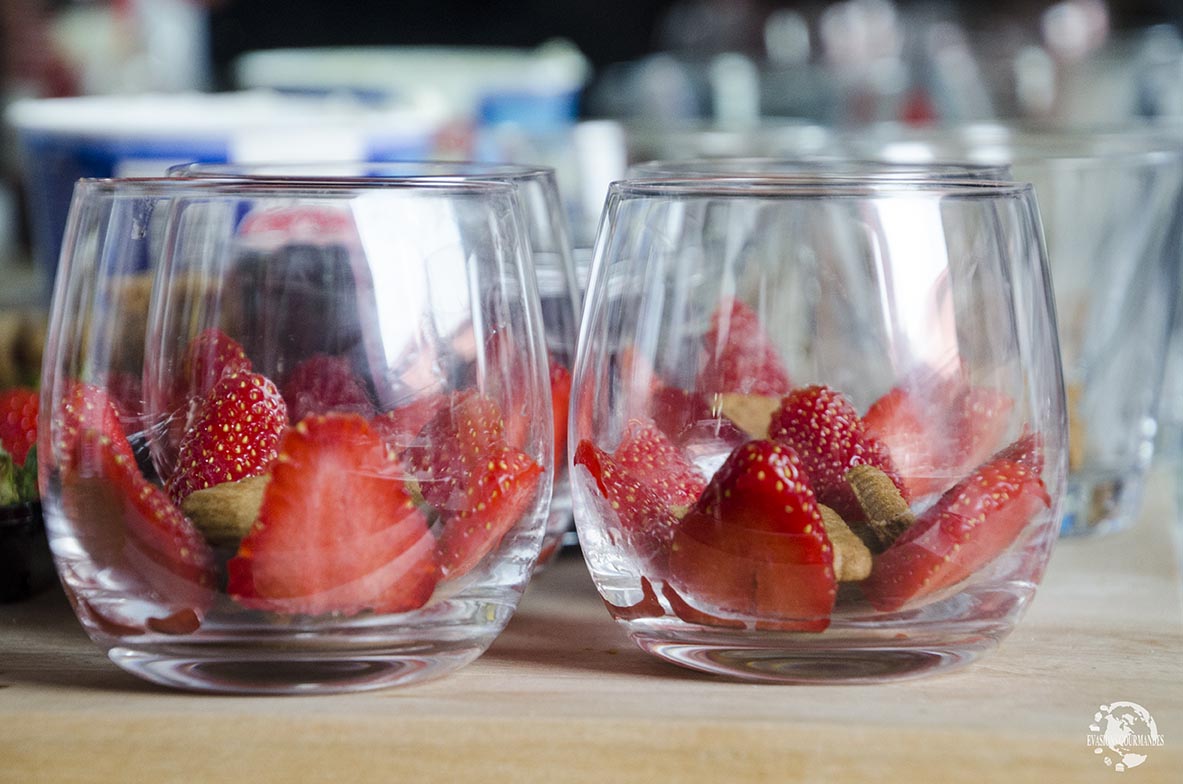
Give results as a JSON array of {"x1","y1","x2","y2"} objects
[
  {"x1": 1060, "y1": 470, "x2": 1147, "y2": 538},
  {"x1": 630, "y1": 628, "x2": 1000, "y2": 684},
  {"x1": 107, "y1": 641, "x2": 487, "y2": 694}
]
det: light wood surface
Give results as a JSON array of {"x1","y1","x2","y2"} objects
[{"x1": 2, "y1": 470, "x2": 1181, "y2": 784}]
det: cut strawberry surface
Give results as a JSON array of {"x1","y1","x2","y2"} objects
[
  {"x1": 227, "y1": 413, "x2": 439, "y2": 616},
  {"x1": 697, "y1": 299, "x2": 792, "y2": 397},
  {"x1": 574, "y1": 439, "x2": 679, "y2": 566},
  {"x1": 281, "y1": 353, "x2": 374, "y2": 423},
  {"x1": 862, "y1": 457, "x2": 1050, "y2": 612},
  {"x1": 0, "y1": 387, "x2": 38, "y2": 465},
  {"x1": 667, "y1": 440, "x2": 836, "y2": 631},
  {"x1": 769, "y1": 385, "x2": 905, "y2": 519},
  {"x1": 168, "y1": 371, "x2": 289, "y2": 505},
  {"x1": 613, "y1": 419, "x2": 706, "y2": 508}
]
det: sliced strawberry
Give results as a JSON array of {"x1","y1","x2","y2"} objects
[
  {"x1": 991, "y1": 430, "x2": 1044, "y2": 473},
  {"x1": 371, "y1": 392, "x2": 450, "y2": 448},
  {"x1": 950, "y1": 386, "x2": 1014, "y2": 472},
  {"x1": 0, "y1": 387, "x2": 38, "y2": 465},
  {"x1": 227, "y1": 413, "x2": 439, "y2": 616},
  {"x1": 435, "y1": 443, "x2": 543, "y2": 578},
  {"x1": 403, "y1": 391, "x2": 543, "y2": 578},
  {"x1": 281, "y1": 353, "x2": 374, "y2": 423},
  {"x1": 181, "y1": 328, "x2": 252, "y2": 399},
  {"x1": 769, "y1": 385, "x2": 905, "y2": 519},
  {"x1": 404, "y1": 391, "x2": 505, "y2": 510},
  {"x1": 697, "y1": 298, "x2": 792, "y2": 396},
  {"x1": 56, "y1": 383, "x2": 136, "y2": 472},
  {"x1": 864, "y1": 383, "x2": 1014, "y2": 498},
  {"x1": 667, "y1": 440, "x2": 836, "y2": 631},
  {"x1": 574, "y1": 439, "x2": 679, "y2": 566},
  {"x1": 168, "y1": 371, "x2": 289, "y2": 504},
  {"x1": 862, "y1": 457, "x2": 1050, "y2": 612},
  {"x1": 613, "y1": 419, "x2": 706, "y2": 508},
  {"x1": 57, "y1": 384, "x2": 215, "y2": 624},
  {"x1": 550, "y1": 362, "x2": 572, "y2": 468}
]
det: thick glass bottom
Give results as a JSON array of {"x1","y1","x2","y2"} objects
[
  {"x1": 107, "y1": 640, "x2": 487, "y2": 694},
  {"x1": 629, "y1": 626, "x2": 1002, "y2": 684}
]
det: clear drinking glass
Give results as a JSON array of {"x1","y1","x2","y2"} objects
[
  {"x1": 847, "y1": 124, "x2": 1183, "y2": 536},
  {"x1": 170, "y1": 161, "x2": 580, "y2": 564},
  {"x1": 39, "y1": 176, "x2": 554, "y2": 693},
  {"x1": 571, "y1": 175, "x2": 1067, "y2": 682},
  {"x1": 628, "y1": 157, "x2": 1012, "y2": 180}
]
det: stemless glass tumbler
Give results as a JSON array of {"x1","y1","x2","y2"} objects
[
  {"x1": 571, "y1": 176, "x2": 1067, "y2": 682},
  {"x1": 850, "y1": 125, "x2": 1183, "y2": 536},
  {"x1": 170, "y1": 161, "x2": 581, "y2": 564},
  {"x1": 39, "y1": 176, "x2": 554, "y2": 693}
]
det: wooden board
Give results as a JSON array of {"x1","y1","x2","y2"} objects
[{"x1": 2, "y1": 470, "x2": 1181, "y2": 783}]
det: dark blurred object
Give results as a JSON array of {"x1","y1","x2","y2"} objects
[
  {"x1": 0, "y1": 502, "x2": 55, "y2": 603},
  {"x1": 209, "y1": 0, "x2": 674, "y2": 90}
]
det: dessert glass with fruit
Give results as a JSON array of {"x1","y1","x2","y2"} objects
[
  {"x1": 170, "y1": 161, "x2": 580, "y2": 566},
  {"x1": 39, "y1": 176, "x2": 554, "y2": 693},
  {"x1": 571, "y1": 175, "x2": 1067, "y2": 682},
  {"x1": 844, "y1": 124, "x2": 1183, "y2": 536}
]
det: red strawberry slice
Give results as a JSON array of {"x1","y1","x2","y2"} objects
[
  {"x1": 613, "y1": 419, "x2": 706, "y2": 508},
  {"x1": 371, "y1": 392, "x2": 450, "y2": 448},
  {"x1": 769, "y1": 385, "x2": 905, "y2": 519},
  {"x1": 404, "y1": 391, "x2": 506, "y2": 510},
  {"x1": 864, "y1": 383, "x2": 1014, "y2": 498},
  {"x1": 435, "y1": 442, "x2": 543, "y2": 578},
  {"x1": 991, "y1": 430, "x2": 1044, "y2": 473},
  {"x1": 574, "y1": 439, "x2": 679, "y2": 566},
  {"x1": 862, "y1": 457, "x2": 1050, "y2": 612},
  {"x1": 181, "y1": 328, "x2": 252, "y2": 401},
  {"x1": 281, "y1": 353, "x2": 374, "y2": 423},
  {"x1": 950, "y1": 386, "x2": 1014, "y2": 472},
  {"x1": 0, "y1": 387, "x2": 38, "y2": 465},
  {"x1": 56, "y1": 383, "x2": 137, "y2": 472},
  {"x1": 57, "y1": 384, "x2": 215, "y2": 624},
  {"x1": 667, "y1": 440, "x2": 836, "y2": 631},
  {"x1": 403, "y1": 391, "x2": 544, "y2": 578},
  {"x1": 550, "y1": 362, "x2": 572, "y2": 468},
  {"x1": 167, "y1": 371, "x2": 289, "y2": 504},
  {"x1": 227, "y1": 413, "x2": 439, "y2": 616},
  {"x1": 697, "y1": 299, "x2": 792, "y2": 396}
]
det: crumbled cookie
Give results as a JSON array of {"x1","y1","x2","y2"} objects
[
  {"x1": 845, "y1": 464, "x2": 915, "y2": 554},
  {"x1": 181, "y1": 474, "x2": 269, "y2": 545},
  {"x1": 717, "y1": 393, "x2": 781, "y2": 438},
  {"x1": 818, "y1": 504, "x2": 873, "y2": 582}
]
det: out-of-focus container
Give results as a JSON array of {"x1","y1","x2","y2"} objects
[
  {"x1": 235, "y1": 41, "x2": 589, "y2": 134},
  {"x1": 5, "y1": 90, "x2": 448, "y2": 288}
]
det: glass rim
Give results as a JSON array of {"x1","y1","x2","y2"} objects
[
  {"x1": 165, "y1": 160, "x2": 557, "y2": 183},
  {"x1": 847, "y1": 121, "x2": 1183, "y2": 165},
  {"x1": 72, "y1": 175, "x2": 521, "y2": 197},
  {"x1": 628, "y1": 157, "x2": 1011, "y2": 179},
  {"x1": 609, "y1": 175, "x2": 1036, "y2": 198}
]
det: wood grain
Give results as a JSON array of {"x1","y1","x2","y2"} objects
[{"x1": 2, "y1": 470, "x2": 1180, "y2": 783}]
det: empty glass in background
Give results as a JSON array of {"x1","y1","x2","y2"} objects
[
  {"x1": 572, "y1": 175, "x2": 1066, "y2": 682},
  {"x1": 170, "y1": 161, "x2": 581, "y2": 566},
  {"x1": 627, "y1": 157, "x2": 1012, "y2": 180},
  {"x1": 846, "y1": 125, "x2": 1183, "y2": 537},
  {"x1": 39, "y1": 176, "x2": 554, "y2": 693}
]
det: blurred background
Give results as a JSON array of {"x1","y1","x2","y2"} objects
[{"x1": 3, "y1": 0, "x2": 1183, "y2": 284}]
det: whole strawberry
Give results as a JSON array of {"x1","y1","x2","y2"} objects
[
  {"x1": 168, "y1": 371, "x2": 289, "y2": 504},
  {"x1": 281, "y1": 353, "x2": 374, "y2": 423},
  {"x1": 697, "y1": 299, "x2": 793, "y2": 397},
  {"x1": 769, "y1": 385, "x2": 905, "y2": 519},
  {"x1": 0, "y1": 387, "x2": 39, "y2": 466}
]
